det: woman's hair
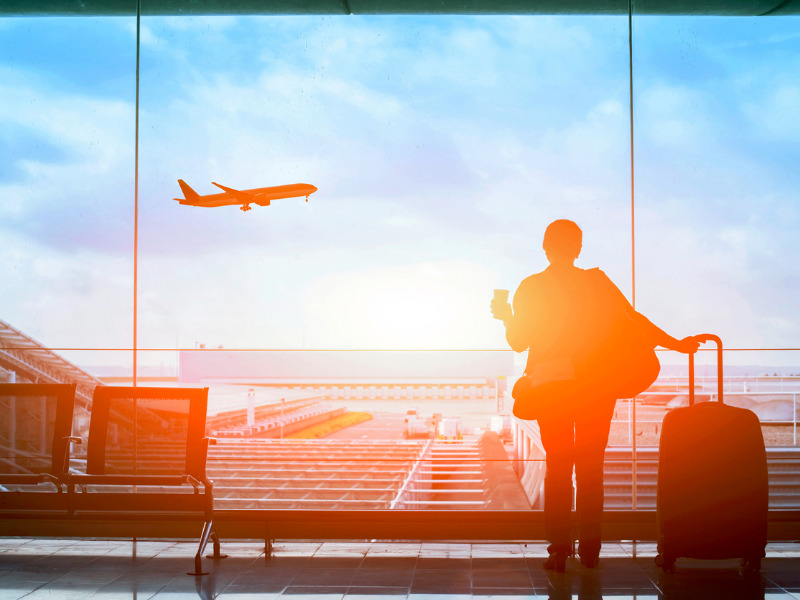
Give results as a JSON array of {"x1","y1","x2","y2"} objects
[{"x1": 543, "y1": 219, "x2": 582, "y2": 259}]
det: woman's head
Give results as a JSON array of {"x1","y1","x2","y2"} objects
[{"x1": 543, "y1": 219, "x2": 582, "y2": 263}]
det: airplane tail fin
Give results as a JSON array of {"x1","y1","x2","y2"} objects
[{"x1": 177, "y1": 179, "x2": 200, "y2": 202}]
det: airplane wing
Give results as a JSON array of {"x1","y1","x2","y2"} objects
[{"x1": 212, "y1": 182, "x2": 256, "y2": 200}]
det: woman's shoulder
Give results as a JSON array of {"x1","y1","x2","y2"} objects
[
  {"x1": 517, "y1": 269, "x2": 550, "y2": 289},
  {"x1": 581, "y1": 267, "x2": 614, "y2": 284}
]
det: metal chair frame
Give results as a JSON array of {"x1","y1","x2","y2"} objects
[
  {"x1": 66, "y1": 386, "x2": 221, "y2": 575},
  {"x1": 0, "y1": 383, "x2": 78, "y2": 513}
]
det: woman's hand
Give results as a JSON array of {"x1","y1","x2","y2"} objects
[
  {"x1": 491, "y1": 299, "x2": 513, "y2": 324},
  {"x1": 673, "y1": 336, "x2": 700, "y2": 354}
]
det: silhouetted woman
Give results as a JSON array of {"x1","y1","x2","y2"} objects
[{"x1": 491, "y1": 219, "x2": 697, "y2": 571}]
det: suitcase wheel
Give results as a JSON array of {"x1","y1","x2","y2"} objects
[
  {"x1": 740, "y1": 557, "x2": 761, "y2": 574},
  {"x1": 655, "y1": 553, "x2": 676, "y2": 572}
]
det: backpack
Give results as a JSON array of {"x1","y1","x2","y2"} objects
[{"x1": 512, "y1": 268, "x2": 659, "y2": 420}]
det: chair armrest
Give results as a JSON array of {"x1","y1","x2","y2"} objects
[
  {"x1": 186, "y1": 474, "x2": 213, "y2": 493},
  {"x1": 40, "y1": 473, "x2": 63, "y2": 489},
  {"x1": 58, "y1": 436, "x2": 83, "y2": 480}
]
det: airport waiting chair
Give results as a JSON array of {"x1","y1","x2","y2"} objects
[
  {"x1": 0, "y1": 383, "x2": 78, "y2": 514},
  {"x1": 67, "y1": 386, "x2": 221, "y2": 575}
]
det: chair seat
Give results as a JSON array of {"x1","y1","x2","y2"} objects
[
  {"x1": 71, "y1": 491, "x2": 210, "y2": 513},
  {"x1": 69, "y1": 474, "x2": 194, "y2": 487},
  {"x1": 0, "y1": 474, "x2": 53, "y2": 486}
]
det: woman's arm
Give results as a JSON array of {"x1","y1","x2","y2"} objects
[
  {"x1": 490, "y1": 282, "x2": 533, "y2": 353},
  {"x1": 597, "y1": 270, "x2": 699, "y2": 355},
  {"x1": 635, "y1": 313, "x2": 699, "y2": 354}
]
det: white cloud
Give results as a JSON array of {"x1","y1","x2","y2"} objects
[
  {"x1": 0, "y1": 72, "x2": 135, "y2": 251},
  {"x1": 638, "y1": 83, "x2": 709, "y2": 148},
  {"x1": 0, "y1": 230, "x2": 132, "y2": 349},
  {"x1": 744, "y1": 83, "x2": 800, "y2": 140},
  {"x1": 301, "y1": 260, "x2": 502, "y2": 349}
]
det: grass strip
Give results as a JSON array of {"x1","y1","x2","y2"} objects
[{"x1": 287, "y1": 411, "x2": 373, "y2": 439}]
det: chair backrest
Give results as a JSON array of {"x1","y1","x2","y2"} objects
[
  {"x1": 86, "y1": 386, "x2": 209, "y2": 479},
  {"x1": 0, "y1": 383, "x2": 77, "y2": 477}
]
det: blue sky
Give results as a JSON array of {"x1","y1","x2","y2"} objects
[{"x1": 1, "y1": 14, "x2": 799, "y2": 368}]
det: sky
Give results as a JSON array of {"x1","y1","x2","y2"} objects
[{"x1": 0, "y1": 14, "x2": 799, "y2": 369}]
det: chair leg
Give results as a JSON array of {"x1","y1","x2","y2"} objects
[
  {"x1": 264, "y1": 521, "x2": 273, "y2": 560},
  {"x1": 265, "y1": 537, "x2": 273, "y2": 560},
  {"x1": 187, "y1": 520, "x2": 213, "y2": 576},
  {"x1": 207, "y1": 523, "x2": 228, "y2": 560}
]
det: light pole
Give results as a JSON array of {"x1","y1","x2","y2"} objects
[{"x1": 280, "y1": 398, "x2": 285, "y2": 440}]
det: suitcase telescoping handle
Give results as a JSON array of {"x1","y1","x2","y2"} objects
[{"x1": 688, "y1": 333, "x2": 723, "y2": 406}]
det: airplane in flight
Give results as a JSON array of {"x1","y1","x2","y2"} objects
[{"x1": 175, "y1": 180, "x2": 318, "y2": 212}]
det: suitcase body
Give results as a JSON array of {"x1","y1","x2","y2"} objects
[{"x1": 655, "y1": 334, "x2": 768, "y2": 572}]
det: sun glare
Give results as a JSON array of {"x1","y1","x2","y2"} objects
[
  {"x1": 303, "y1": 263, "x2": 495, "y2": 349},
  {"x1": 363, "y1": 285, "x2": 449, "y2": 349}
]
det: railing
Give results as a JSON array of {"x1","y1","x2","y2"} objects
[
  {"x1": 512, "y1": 419, "x2": 547, "y2": 508},
  {"x1": 609, "y1": 391, "x2": 799, "y2": 447},
  {"x1": 3, "y1": 345, "x2": 800, "y2": 514},
  {"x1": 390, "y1": 438, "x2": 433, "y2": 509},
  {"x1": 512, "y1": 400, "x2": 800, "y2": 512}
]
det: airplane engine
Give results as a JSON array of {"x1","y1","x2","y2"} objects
[{"x1": 256, "y1": 199, "x2": 271, "y2": 207}]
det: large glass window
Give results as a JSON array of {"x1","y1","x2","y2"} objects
[{"x1": 2, "y1": 8, "x2": 798, "y2": 515}]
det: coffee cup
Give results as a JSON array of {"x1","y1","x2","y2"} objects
[{"x1": 493, "y1": 289, "x2": 509, "y2": 304}]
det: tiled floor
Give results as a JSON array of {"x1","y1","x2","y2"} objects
[{"x1": 1, "y1": 538, "x2": 799, "y2": 599}]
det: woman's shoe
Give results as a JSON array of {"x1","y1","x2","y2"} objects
[
  {"x1": 580, "y1": 554, "x2": 599, "y2": 568},
  {"x1": 543, "y1": 551, "x2": 568, "y2": 572}
]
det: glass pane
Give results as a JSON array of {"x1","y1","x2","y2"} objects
[
  {"x1": 138, "y1": 14, "x2": 630, "y2": 510},
  {"x1": 0, "y1": 17, "x2": 136, "y2": 375},
  {"x1": 633, "y1": 15, "x2": 800, "y2": 367},
  {"x1": 102, "y1": 394, "x2": 191, "y2": 477},
  {"x1": 0, "y1": 393, "x2": 56, "y2": 475},
  {"x1": 628, "y1": 14, "x2": 800, "y2": 507}
]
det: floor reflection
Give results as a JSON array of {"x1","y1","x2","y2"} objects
[
  {"x1": 543, "y1": 562, "x2": 771, "y2": 600},
  {"x1": 0, "y1": 539, "x2": 799, "y2": 599}
]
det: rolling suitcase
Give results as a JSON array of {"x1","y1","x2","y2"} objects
[{"x1": 655, "y1": 334, "x2": 768, "y2": 573}]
